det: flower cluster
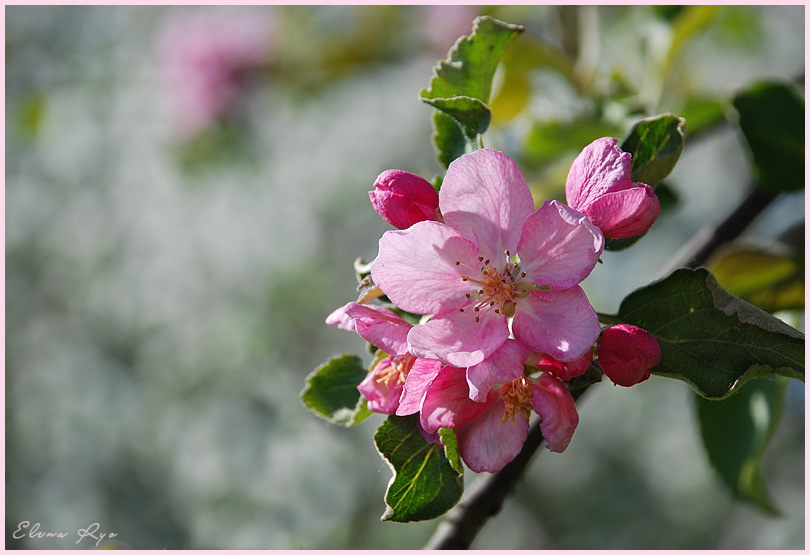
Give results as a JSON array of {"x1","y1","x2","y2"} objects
[{"x1": 329, "y1": 138, "x2": 662, "y2": 473}]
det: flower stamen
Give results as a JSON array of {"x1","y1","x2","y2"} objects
[{"x1": 499, "y1": 377, "x2": 533, "y2": 424}]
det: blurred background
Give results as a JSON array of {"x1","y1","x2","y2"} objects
[{"x1": 5, "y1": 5, "x2": 804, "y2": 550}]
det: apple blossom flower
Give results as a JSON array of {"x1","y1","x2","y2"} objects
[
  {"x1": 326, "y1": 302, "x2": 417, "y2": 414},
  {"x1": 565, "y1": 137, "x2": 661, "y2": 239},
  {"x1": 396, "y1": 341, "x2": 579, "y2": 473},
  {"x1": 369, "y1": 169, "x2": 440, "y2": 229},
  {"x1": 371, "y1": 148, "x2": 604, "y2": 367},
  {"x1": 597, "y1": 324, "x2": 662, "y2": 387},
  {"x1": 159, "y1": 10, "x2": 275, "y2": 137}
]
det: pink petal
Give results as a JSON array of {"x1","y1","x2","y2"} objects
[
  {"x1": 565, "y1": 137, "x2": 634, "y2": 211},
  {"x1": 533, "y1": 349, "x2": 593, "y2": 381},
  {"x1": 371, "y1": 221, "x2": 481, "y2": 314},
  {"x1": 456, "y1": 394, "x2": 529, "y2": 473},
  {"x1": 517, "y1": 200, "x2": 604, "y2": 289},
  {"x1": 357, "y1": 359, "x2": 403, "y2": 415},
  {"x1": 440, "y1": 149, "x2": 535, "y2": 264},
  {"x1": 466, "y1": 339, "x2": 529, "y2": 402},
  {"x1": 396, "y1": 358, "x2": 443, "y2": 416},
  {"x1": 343, "y1": 302, "x2": 411, "y2": 355},
  {"x1": 512, "y1": 287, "x2": 600, "y2": 361},
  {"x1": 583, "y1": 185, "x2": 660, "y2": 239},
  {"x1": 420, "y1": 366, "x2": 487, "y2": 433},
  {"x1": 530, "y1": 373, "x2": 579, "y2": 453},
  {"x1": 325, "y1": 303, "x2": 355, "y2": 331},
  {"x1": 407, "y1": 304, "x2": 510, "y2": 368}
]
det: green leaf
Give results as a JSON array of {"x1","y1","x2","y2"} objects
[
  {"x1": 696, "y1": 377, "x2": 787, "y2": 514},
  {"x1": 616, "y1": 267, "x2": 804, "y2": 399},
  {"x1": 620, "y1": 113, "x2": 686, "y2": 187},
  {"x1": 422, "y1": 15, "x2": 524, "y2": 164},
  {"x1": 733, "y1": 81, "x2": 804, "y2": 194},
  {"x1": 438, "y1": 428, "x2": 464, "y2": 475},
  {"x1": 432, "y1": 111, "x2": 471, "y2": 170},
  {"x1": 708, "y1": 244, "x2": 805, "y2": 313},
  {"x1": 421, "y1": 16, "x2": 524, "y2": 105},
  {"x1": 374, "y1": 415, "x2": 463, "y2": 522},
  {"x1": 421, "y1": 96, "x2": 491, "y2": 139},
  {"x1": 300, "y1": 354, "x2": 372, "y2": 427}
]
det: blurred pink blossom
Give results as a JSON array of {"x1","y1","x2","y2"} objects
[
  {"x1": 422, "y1": 5, "x2": 478, "y2": 54},
  {"x1": 159, "y1": 10, "x2": 275, "y2": 137}
]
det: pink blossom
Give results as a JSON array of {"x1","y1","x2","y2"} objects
[
  {"x1": 396, "y1": 345, "x2": 579, "y2": 473},
  {"x1": 565, "y1": 137, "x2": 661, "y2": 239},
  {"x1": 530, "y1": 349, "x2": 593, "y2": 382},
  {"x1": 159, "y1": 10, "x2": 275, "y2": 137},
  {"x1": 326, "y1": 302, "x2": 417, "y2": 414},
  {"x1": 597, "y1": 324, "x2": 662, "y2": 387},
  {"x1": 422, "y1": 5, "x2": 479, "y2": 55},
  {"x1": 369, "y1": 169, "x2": 440, "y2": 229},
  {"x1": 371, "y1": 148, "x2": 604, "y2": 367}
]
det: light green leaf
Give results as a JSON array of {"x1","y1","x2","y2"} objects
[
  {"x1": 422, "y1": 16, "x2": 524, "y2": 165},
  {"x1": 620, "y1": 113, "x2": 686, "y2": 187},
  {"x1": 616, "y1": 268, "x2": 804, "y2": 399},
  {"x1": 733, "y1": 81, "x2": 804, "y2": 194},
  {"x1": 420, "y1": 16, "x2": 524, "y2": 105},
  {"x1": 696, "y1": 377, "x2": 787, "y2": 514},
  {"x1": 432, "y1": 111, "x2": 471, "y2": 170},
  {"x1": 375, "y1": 415, "x2": 463, "y2": 522},
  {"x1": 708, "y1": 244, "x2": 804, "y2": 313},
  {"x1": 300, "y1": 354, "x2": 372, "y2": 427},
  {"x1": 421, "y1": 96, "x2": 491, "y2": 139}
]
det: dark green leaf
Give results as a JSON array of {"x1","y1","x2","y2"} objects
[
  {"x1": 696, "y1": 377, "x2": 787, "y2": 514},
  {"x1": 432, "y1": 111, "x2": 471, "y2": 170},
  {"x1": 374, "y1": 415, "x2": 463, "y2": 522},
  {"x1": 438, "y1": 428, "x2": 464, "y2": 475},
  {"x1": 620, "y1": 114, "x2": 686, "y2": 187},
  {"x1": 733, "y1": 81, "x2": 804, "y2": 194},
  {"x1": 422, "y1": 96, "x2": 491, "y2": 139},
  {"x1": 300, "y1": 354, "x2": 372, "y2": 427},
  {"x1": 616, "y1": 267, "x2": 804, "y2": 399}
]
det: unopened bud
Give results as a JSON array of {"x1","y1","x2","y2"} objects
[
  {"x1": 597, "y1": 324, "x2": 661, "y2": 387},
  {"x1": 369, "y1": 169, "x2": 440, "y2": 229}
]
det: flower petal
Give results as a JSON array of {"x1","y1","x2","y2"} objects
[
  {"x1": 371, "y1": 221, "x2": 481, "y2": 314},
  {"x1": 407, "y1": 304, "x2": 509, "y2": 367},
  {"x1": 325, "y1": 302, "x2": 355, "y2": 331},
  {"x1": 357, "y1": 359, "x2": 403, "y2": 415},
  {"x1": 583, "y1": 185, "x2": 660, "y2": 239},
  {"x1": 456, "y1": 394, "x2": 529, "y2": 473},
  {"x1": 530, "y1": 373, "x2": 579, "y2": 453},
  {"x1": 517, "y1": 200, "x2": 604, "y2": 289},
  {"x1": 565, "y1": 136, "x2": 634, "y2": 211},
  {"x1": 343, "y1": 302, "x2": 411, "y2": 355},
  {"x1": 466, "y1": 339, "x2": 528, "y2": 402},
  {"x1": 533, "y1": 349, "x2": 593, "y2": 381},
  {"x1": 396, "y1": 358, "x2": 442, "y2": 416},
  {"x1": 440, "y1": 149, "x2": 535, "y2": 263},
  {"x1": 512, "y1": 287, "x2": 600, "y2": 361},
  {"x1": 420, "y1": 366, "x2": 487, "y2": 433}
]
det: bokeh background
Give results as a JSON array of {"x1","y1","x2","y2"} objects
[{"x1": 5, "y1": 5, "x2": 804, "y2": 550}]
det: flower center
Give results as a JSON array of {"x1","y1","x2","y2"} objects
[
  {"x1": 374, "y1": 353, "x2": 416, "y2": 387},
  {"x1": 456, "y1": 250, "x2": 529, "y2": 321},
  {"x1": 499, "y1": 377, "x2": 533, "y2": 424}
]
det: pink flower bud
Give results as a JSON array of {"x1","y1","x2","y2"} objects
[
  {"x1": 369, "y1": 169, "x2": 440, "y2": 229},
  {"x1": 597, "y1": 324, "x2": 661, "y2": 387},
  {"x1": 565, "y1": 137, "x2": 660, "y2": 239},
  {"x1": 531, "y1": 349, "x2": 593, "y2": 382}
]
